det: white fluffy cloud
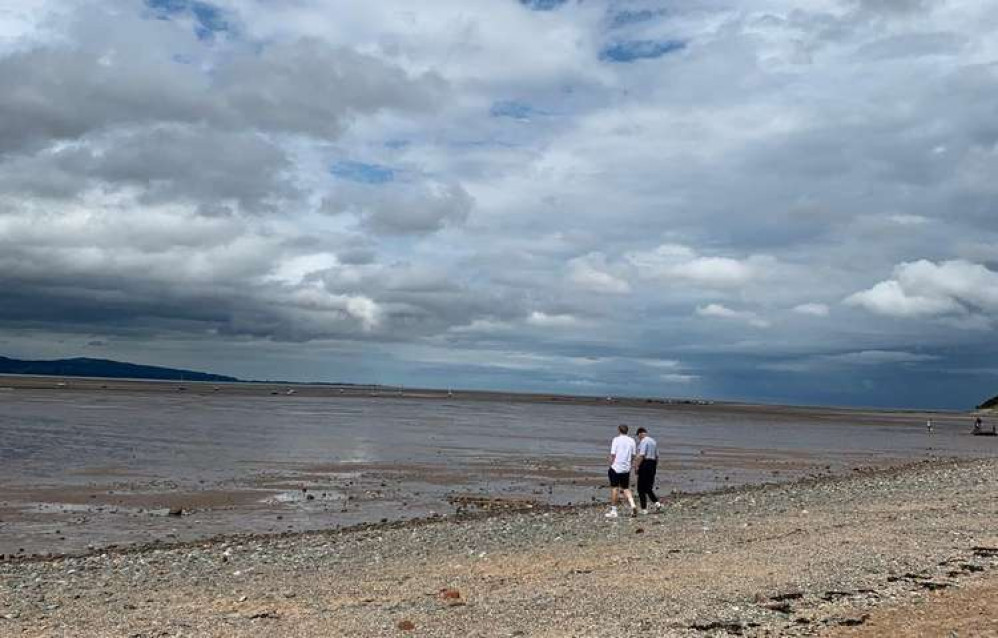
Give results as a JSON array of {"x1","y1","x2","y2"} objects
[
  {"x1": 567, "y1": 252, "x2": 631, "y2": 294},
  {"x1": 793, "y1": 303, "x2": 830, "y2": 317},
  {"x1": 627, "y1": 244, "x2": 778, "y2": 288},
  {"x1": 696, "y1": 303, "x2": 770, "y2": 328},
  {"x1": 845, "y1": 260, "x2": 998, "y2": 320}
]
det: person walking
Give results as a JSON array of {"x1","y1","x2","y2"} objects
[
  {"x1": 635, "y1": 427, "x2": 663, "y2": 514},
  {"x1": 605, "y1": 424, "x2": 637, "y2": 519}
]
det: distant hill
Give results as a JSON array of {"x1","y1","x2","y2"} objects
[
  {"x1": 0, "y1": 356, "x2": 239, "y2": 383},
  {"x1": 979, "y1": 395, "x2": 998, "y2": 410}
]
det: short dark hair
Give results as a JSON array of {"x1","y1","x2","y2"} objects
[
  {"x1": 636, "y1": 427, "x2": 647, "y2": 435},
  {"x1": 618, "y1": 424, "x2": 628, "y2": 434}
]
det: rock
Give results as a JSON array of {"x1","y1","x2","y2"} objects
[
  {"x1": 397, "y1": 619, "x2": 416, "y2": 631},
  {"x1": 439, "y1": 588, "x2": 466, "y2": 606},
  {"x1": 167, "y1": 507, "x2": 183, "y2": 517},
  {"x1": 248, "y1": 609, "x2": 279, "y2": 619}
]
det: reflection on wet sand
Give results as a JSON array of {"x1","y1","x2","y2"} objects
[{"x1": 0, "y1": 381, "x2": 991, "y2": 557}]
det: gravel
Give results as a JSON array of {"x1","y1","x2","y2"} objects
[{"x1": 2, "y1": 457, "x2": 997, "y2": 637}]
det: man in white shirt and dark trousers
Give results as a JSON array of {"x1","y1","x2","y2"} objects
[
  {"x1": 606, "y1": 424, "x2": 637, "y2": 518},
  {"x1": 635, "y1": 427, "x2": 663, "y2": 514}
]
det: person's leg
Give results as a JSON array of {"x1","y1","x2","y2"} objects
[
  {"x1": 607, "y1": 469, "x2": 618, "y2": 509},
  {"x1": 636, "y1": 465, "x2": 650, "y2": 509},
  {"x1": 646, "y1": 460, "x2": 659, "y2": 505},
  {"x1": 622, "y1": 488, "x2": 636, "y2": 512},
  {"x1": 621, "y1": 472, "x2": 636, "y2": 511}
]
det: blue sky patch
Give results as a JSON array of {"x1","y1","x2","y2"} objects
[
  {"x1": 146, "y1": 0, "x2": 230, "y2": 40},
  {"x1": 330, "y1": 161, "x2": 396, "y2": 184},
  {"x1": 609, "y1": 9, "x2": 665, "y2": 29},
  {"x1": 600, "y1": 39, "x2": 685, "y2": 63},
  {"x1": 519, "y1": 0, "x2": 568, "y2": 11}
]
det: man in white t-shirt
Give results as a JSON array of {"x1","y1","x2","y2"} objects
[{"x1": 605, "y1": 424, "x2": 637, "y2": 518}]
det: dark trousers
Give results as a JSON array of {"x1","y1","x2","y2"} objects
[{"x1": 637, "y1": 459, "x2": 658, "y2": 509}]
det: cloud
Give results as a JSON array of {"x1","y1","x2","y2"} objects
[
  {"x1": 567, "y1": 252, "x2": 631, "y2": 294},
  {"x1": 526, "y1": 311, "x2": 580, "y2": 328},
  {"x1": 845, "y1": 260, "x2": 998, "y2": 320},
  {"x1": 0, "y1": 124, "x2": 298, "y2": 214},
  {"x1": 1, "y1": 0, "x2": 998, "y2": 408},
  {"x1": 821, "y1": 350, "x2": 939, "y2": 365},
  {"x1": 490, "y1": 100, "x2": 537, "y2": 121},
  {"x1": 765, "y1": 349, "x2": 939, "y2": 372},
  {"x1": 626, "y1": 244, "x2": 777, "y2": 288},
  {"x1": 662, "y1": 373, "x2": 699, "y2": 384},
  {"x1": 696, "y1": 303, "x2": 771, "y2": 328},
  {"x1": 793, "y1": 303, "x2": 830, "y2": 317},
  {"x1": 519, "y1": 0, "x2": 569, "y2": 11},
  {"x1": 0, "y1": 8, "x2": 445, "y2": 154},
  {"x1": 323, "y1": 180, "x2": 473, "y2": 235}
]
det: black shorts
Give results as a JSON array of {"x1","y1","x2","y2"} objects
[{"x1": 608, "y1": 468, "x2": 630, "y2": 489}]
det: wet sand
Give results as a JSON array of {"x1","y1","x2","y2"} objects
[{"x1": 0, "y1": 376, "x2": 993, "y2": 557}]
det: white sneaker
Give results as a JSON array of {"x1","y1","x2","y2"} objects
[
  {"x1": 654, "y1": 502, "x2": 664, "y2": 510},
  {"x1": 604, "y1": 509, "x2": 618, "y2": 519}
]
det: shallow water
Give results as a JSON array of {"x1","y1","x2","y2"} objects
[{"x1": 0, "y1": 389, "x2": 991, "y2": 555}]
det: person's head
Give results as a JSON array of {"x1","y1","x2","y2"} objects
[
  {"x1": 617, "y1": 424, "x2": 629, "y2": 435},
  {"x1": 636, "y1": 427, "x2": 647, "y2": 439}
]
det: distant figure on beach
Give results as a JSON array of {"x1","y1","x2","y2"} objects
[
  {"x1": 926, "y1": 418, "x2": 933, "y2": 433},
  {"x1": 635, "y1": 427, "x2": 663, "y2": 514},
  {"x1": 974, "y1": 416, "x2": 983, "y2": 433},
  {"x1": 605, "y1": 424, "x2": 637, "y2": 519}
]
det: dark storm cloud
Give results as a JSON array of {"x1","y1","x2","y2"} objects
[
  {"x1": 0, "y1": 9, "x2": 445, "y2": 154},
  {"x1": 0, "y1": 125, "x2": 296, "y2": 213},
  {"x1": 1, "y1": 0, "x2": 997, "y2": 408},
  {"x1": 322, "y1": 182, "x2": 474, "y2": 235}
]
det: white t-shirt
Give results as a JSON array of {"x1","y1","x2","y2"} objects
[{"x1": 609, "y1": 434, "x2": 636, "y2": 473}]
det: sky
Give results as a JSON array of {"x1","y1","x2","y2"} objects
[{"x1": 1, "y1": 0, "x2": 997, "y2": 409}]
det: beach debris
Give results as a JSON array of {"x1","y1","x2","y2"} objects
[
  {"x1": 634, "y1": 527, "x2": 644, "y2": 534},
  {"x1": 397, "y1": 619, "x2": 416, "y2": 631},
  {"x1": 768, "y1": 591, "x2": 803, "y2": 602},
  {"x1": 689, "y1": 619, "x2": 757, "y2": 634},
  {"x1": 825, "y1": 613, "x2": 869, "y2": 627},
  {"x1": 762, "y1": 600, "x2": 793, "y2": 613},
  {"x1": 439, "y1": 588, "x2": 465, "y2": 606},
  {"x1": 167, "y1": 507, "x2": 183, "y2": 517},
  {"x1": 248, "y1": 608, "x2": 280, "y2": 619}
]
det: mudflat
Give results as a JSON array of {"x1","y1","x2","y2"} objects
[
  {"x1": 1, "y1": 381, "x2": 987, "y2": 556},
  {"x1": 3, "y1": 458, "x2": 997, "y2": 637}
]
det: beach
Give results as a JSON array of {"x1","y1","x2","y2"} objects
[
  {"x1": 1, "y1": 380, "x2": 989, "y2": 558},
  {"x1": 3, "y1": 457, "x2": 998, "y2": 637}
]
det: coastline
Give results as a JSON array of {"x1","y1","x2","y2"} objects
[
  {"x1": 5, "y1": 383, "x2": 984, "y2": 559},
  {"x1": 4, "y1": 456, "x2": 998, "y2": 636}
]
